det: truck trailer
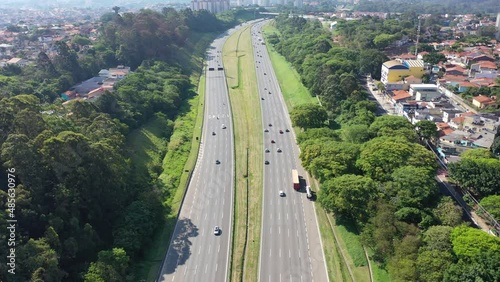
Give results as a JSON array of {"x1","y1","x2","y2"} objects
[{"x1": 292, "y1": 169, "x2": 300, "y2": 190}]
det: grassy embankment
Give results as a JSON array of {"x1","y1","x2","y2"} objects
[
  {"x1": 223, "y1": 25, "x2": 264, "y2": 282},
  {"x1": 132, "y1": 31, "x2": 213, "y2": 281},
  {"x1": 263, "y1": 22, "x2": 390, "y2": 282}
]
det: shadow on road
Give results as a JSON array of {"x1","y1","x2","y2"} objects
[{"x1": 163, "y1": 217, "x2": 199, "y2": 274}]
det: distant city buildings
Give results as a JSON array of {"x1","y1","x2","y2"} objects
[{"x1": 191, "y1": 0, "x2": 230, "y2": 13}]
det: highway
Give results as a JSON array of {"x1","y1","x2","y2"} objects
[
  {"x1": 157, "y1": 23, "x2": 249, "y2": 282},
  {"x1": 253, "y1": 22, "x2": 329, "y2": 282}
]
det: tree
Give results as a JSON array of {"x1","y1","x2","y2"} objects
[
  {"x1": 448, "y1": 157, "x2": 500, "y2": 196},
  {"x1": 417, "y1": 249, "x2": 453, "y2": 282},
  {"x1": 444, "y1": 251, "x2": 500, "y2": 282},
  {"x1": 17, "y1": 238, "x2": 65, "y2": 281},
  {"x1": 450, "y1": 225, "x2": 500, "y2": 260},
  {"x1": 479, "y1": 195, "x2": 500, "y2": 220},
  {"x1": 290, "y1": 103, "x2": 328, "y2": 129},
  {"x1": 388, "y1": 166, "x2": 439, "y2": 210},
  {"x1": 460, "y1": 148, "x2": 493, "y2": 159},
  {"x1": 320, "y1": 174, "x2": 377, "y2": 223},
  {"x1": 302, "y1": 141, "x2": 360, "y2": 181},
  {"x1": 369, "y1": 115, "x2": 417, "y2": 141},
  {"x1": 341, "y1": 124, "x2": 371, "y2": 143},
  {"x1": 422, "y1": 225, "x2": 453, "y2": 252},
  {"x1": 112, "y1": 6, "x2": 120, "y2": 14},
  {"x1": 415, "y1": 120, "x2": 438, "y2": 143},
  {"x1": 357, "y1": 137, "x2": 436, "y2": 181},
  {"x1": 423, "y1": 52, "x2": 447, "y2": 65},
  {"x1": 373, "y1": 33, "x2": 397, "y2": 49},
  {"x1": 434, "y1": 197, "x2": 463, "y2": 227},
  {"x1": 84, "y1": 248, "x2": 129, "y2": 282}
]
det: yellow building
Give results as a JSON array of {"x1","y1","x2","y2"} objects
[{"x1": 381, "y1": 59, "x2": 425, "y2": 90}]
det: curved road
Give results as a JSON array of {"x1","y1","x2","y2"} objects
[
  {"x1": 157, "y1": 23, "x2": 252, "y2": 282},
  {"x1": 253, "y1": 22, "x2": 329, "y2": 282}
]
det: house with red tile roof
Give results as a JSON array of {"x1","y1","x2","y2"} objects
[
  {"x1": 472, "y1": 95, "x2": 496, "y2": 109},
  {"x1": 449, "y1": 116, "x2": 465, "y2": 129},
  {"x1": 390, "y1": 90, "x2": 412, "y2": 105}
]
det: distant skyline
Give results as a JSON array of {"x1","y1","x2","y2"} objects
[{"x1": 0, "y1": 0, "x2": 192, "y2": 9}]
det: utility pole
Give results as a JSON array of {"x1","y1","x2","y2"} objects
[{"x1": 414, "y1": 16, "x2": 421, "y2": 56}]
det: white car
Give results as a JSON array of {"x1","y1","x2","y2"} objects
[
  {"x1": 221, "y1": 124, "x2": 226, "y2": 129},
  {"x1": 277, "y1": 148, "x2": 282, "y2": 153},
  {"x1": 279, "y1": 191, "x2": 285, "y2": 197},
  {"x1": 214, "y1": 226, "x2": 221, "y2": 235}
]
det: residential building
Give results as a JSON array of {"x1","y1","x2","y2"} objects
[
  {"x1": 192, "y1": 0, "x2": 230, "y2": 13},
  {"x1": 408, "y1": 84, "x2": 441, "y2": 101},
  {"x1": 6, "y1": 57, "x2": 28, "y2": 67},
  {"x1": 472, "y1": 95, "x2": 496, "y2": 109}
]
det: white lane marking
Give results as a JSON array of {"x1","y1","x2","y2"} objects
[
  {"x1": 216, "y1": 263, "x2": 218, "y2": 272},
  {"x1": 279, "y1": 248, "x2": 281, "y2": 258},
  {"x1": 208, "y1": 244, "x2": 211, "y2": 254},
  {"x1": 289, "y1": 249, "x2": 291, "y2": 258},
  {"x1": 195, "y1": 265, "x2": 197, "y2": 275},
  {"x1": 205, "y1": 264, "x2": 208, "y2": 274},
  {"x1": 269, "y1": 248, "x2": 272, "y2": 257},
  {"x1": 279, "y1": 226, "x2": 281, "y2": 235},
  {"x1": 218, "y1": 244, "x2": 220, "y2": 253}
]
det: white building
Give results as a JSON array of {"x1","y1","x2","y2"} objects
[{"x1": 192, "y1": 0, "x2": 230, "y2": 13}]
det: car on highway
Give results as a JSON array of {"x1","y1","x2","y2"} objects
[
  {"x1": 214, "y1": 226, "x2": 221, "y2": 235},
  {"x1": 271, "y1": 139, "x2": 275, "y2": 143},
  {"x1": 261, "y1": 97, "x2": 265, "y2": 100},
  {"x1": 264, "y1": 129, "x2": 269, "y2": 132},
  {"x1": 264, "y1": 72, "x2": 266, "y2": 75},
  {"x1": 285, "y1": 129, "x2": 290, "y2": 132},
  {"x1": 268, "y1": 91, "x2": 271, "y2": 94},
  {"x1": 265, "y1": 160, "x2": 270, "y2": 165},
  {"x1": 279, "y1": 191, "x2": 285, "y2": 197},
  {"x1": 279, "y1": 130, "x2": 283, "y2": 134},
  {"x1": 215, "y1": 160, "x2": 221, "y2": 165},
  {"x1": 277, "y1": 148, "x2": 282, "y2": 153},
  {"x1": 212, "y1": 131, "x2": 216, "y2": 135},
  {"x1": 268, "y1": 123, "x2": 272, "y2": 127},
  {"x1": 221, "y1": 124, "x2": 226, "y2": 129},
  {"x1": 265, "y1": 148, "x2": 270, "y2": 153}
]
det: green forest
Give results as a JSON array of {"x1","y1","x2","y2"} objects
[
  {"x1": 270, "y1": 15, "x2": 500, "y2": 281},
  {"x1": 0, "y1": 8, "x2": 257, "y2": 282}
]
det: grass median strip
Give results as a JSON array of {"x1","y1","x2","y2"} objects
[{"x1": 223, "y1": 25, "x2": 263, "y2": 282}]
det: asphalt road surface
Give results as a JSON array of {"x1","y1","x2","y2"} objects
[
  {"x1": 252, "y1": 22, "x2": 329, "y2": 282},
  {"x1": 156, "y1": 22, "x2": 254, "y2": 282}
]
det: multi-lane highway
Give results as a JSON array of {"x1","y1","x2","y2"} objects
[
  {"x1": 157, "y1": 24, "x2": 247, "y2": 282},
  {"x1": 253, "y1": 22, "x2": 329, "y2": 282}
]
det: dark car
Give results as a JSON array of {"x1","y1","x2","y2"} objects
[
  {"x1": 268, "y1": 123, "x2": 272, "y2": 127},
  {"x1": 285, "y1": 129, "x2": 290, "y2": 132},
  {"x1": 261, "y1": 97, "x2": 264, "y2": 100},
  {"x1": 215, "y1": 160, "x2": 221, "y2": 165},
  {"x1": 271, "y1": 139, "x2": 275, "y2": 144},
  {"x1": 264, "y1": 129, "x2": 269, "y2": 132},
  {"x1": 277, "y1": 148, "x2": 282, "y2": 153},
  {"x1": 265, "y1": 160, "x2": 270, "y2": 165},
  {"x1": 212, "y1": 131, "x2": 216, "y2": 136},
  {"x1": 279, "y1": 130, "x2": 283, "y2": 134}
]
